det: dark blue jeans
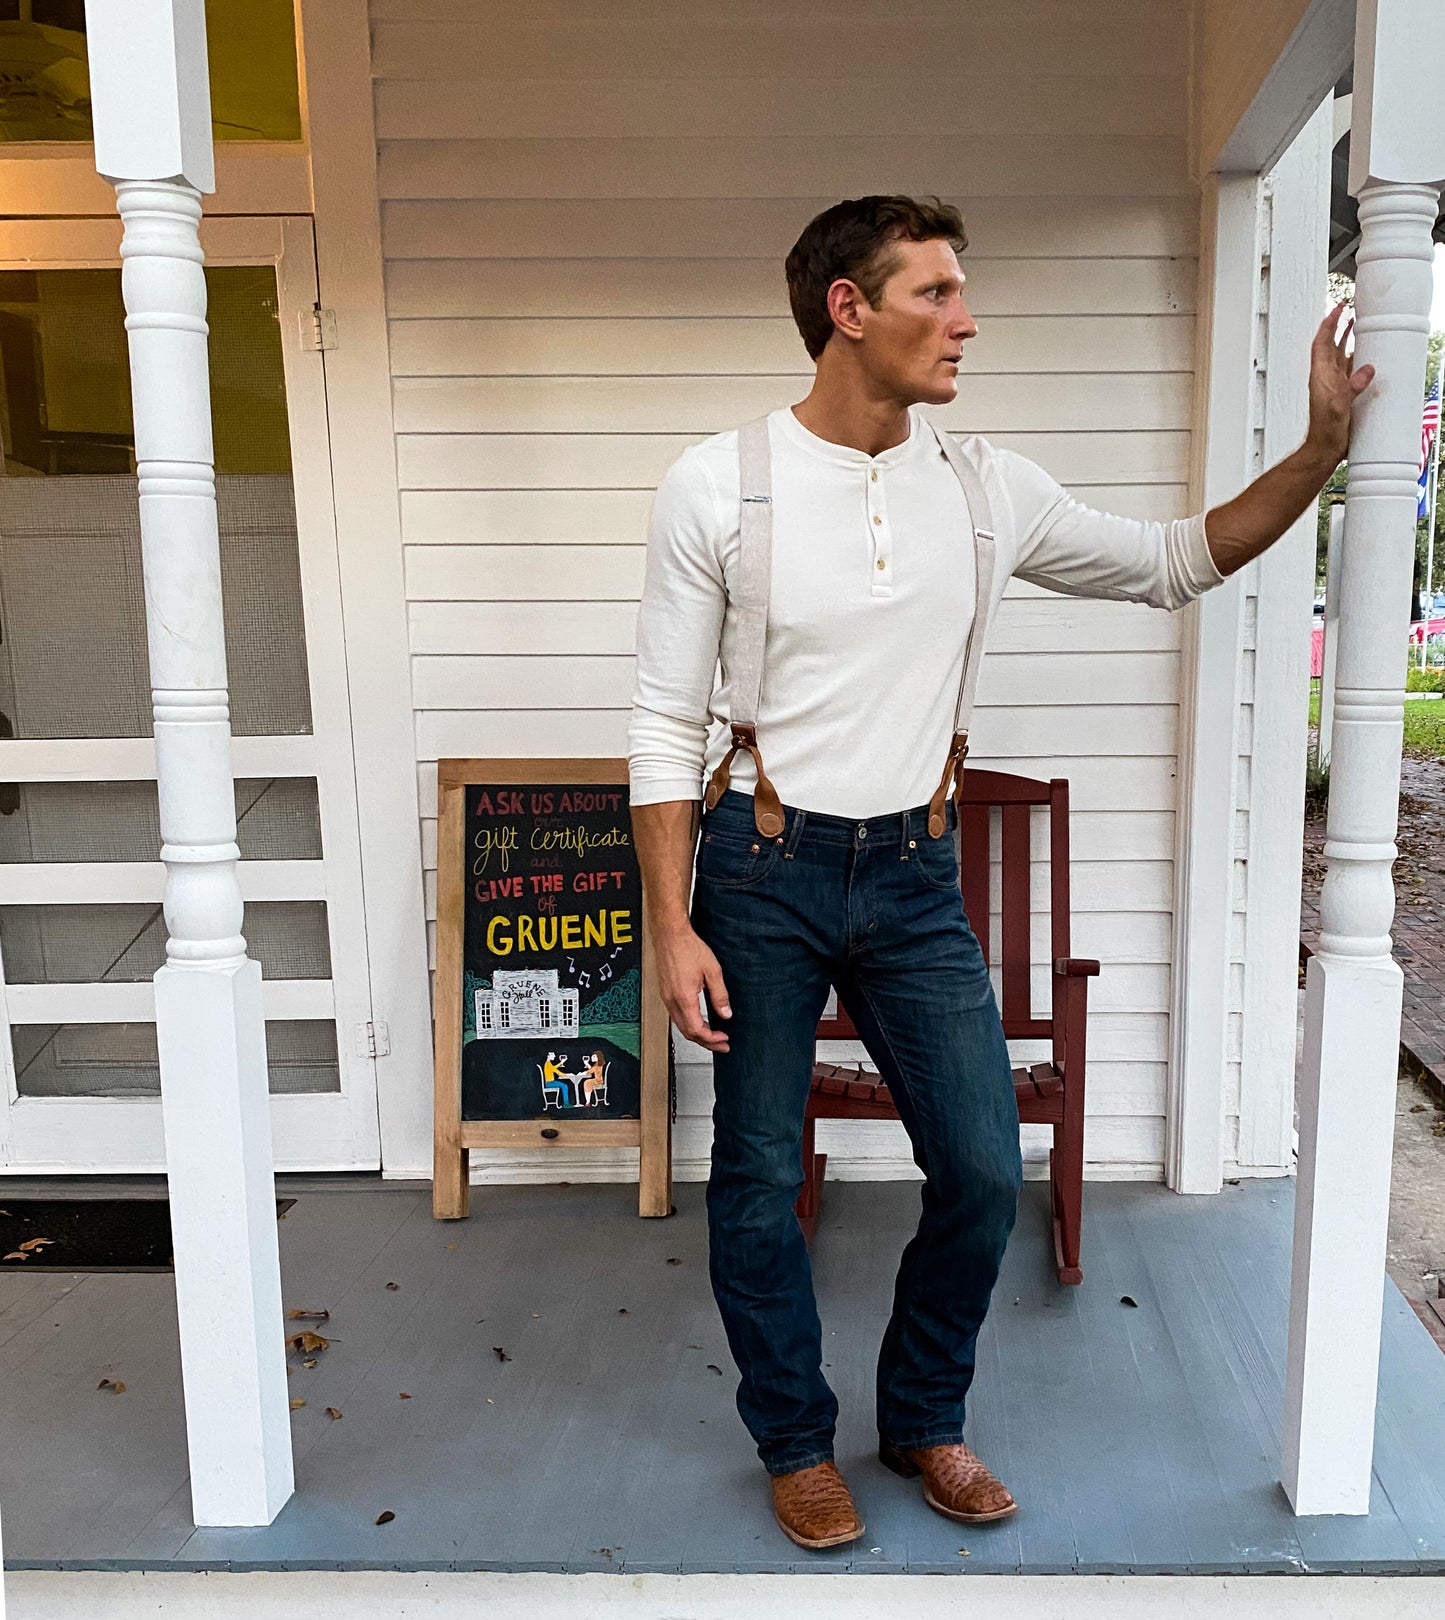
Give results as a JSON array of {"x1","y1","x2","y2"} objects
[{"x1": 691, "y1": 790, "x2": 1022, "y2": 1476}]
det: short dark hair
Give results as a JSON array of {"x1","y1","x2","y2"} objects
[{"x1": 784, "y1": 195, "x2": 968, "y2": 361}]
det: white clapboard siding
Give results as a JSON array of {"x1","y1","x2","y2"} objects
[
  {"x1": 381, "y1": 195, "x2": 1198, "y2": 261},
  {"x1": 393, "y1": 374, "x2": 1195, "y2": 437},
  {"x1": 372, "y1": 0, "x2": 1198, "y2": 1181},
  {"x1": 389, "y1": 315, "x2": 1197, "y2": 379},
  {"x1": 397, "y1": 431, "x2": 1192, "y2": 491},
  {"x1": 385, "y1": 258, "x2": 1195, "y2": 319}
]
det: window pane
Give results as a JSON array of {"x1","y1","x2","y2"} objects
[
  {"x1": 12, "y1": 1018, "x2": 339, "y2": 1097},
  {"x1": 0, "y1": 900, "x2": 332, "y2": 982},
  {"x1": 0, "y1": 779, "x2": 324, "y2": 864},
  {"x1": 0, "y1": 265, "x2": 313, "y2": 737},
  {"x1": 0, "y1": 1, "x2": 302, "y2": 144}
]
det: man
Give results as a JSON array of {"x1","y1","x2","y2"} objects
[{"x1": 627, "y1": 195, "x2": 1369, "y2": 1550}]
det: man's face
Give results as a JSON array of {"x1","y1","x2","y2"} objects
[{"x1": 849, "y1": 236, "x2": 978, "y2": 406}]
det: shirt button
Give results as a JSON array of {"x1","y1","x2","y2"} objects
[
  {"x1": 876, "y1": 559, "x2": 886, "y2": 571},
  {"x1": 870, "y1": 470, "x2": 878, "y2": 482},
  {"x1": 873, "y1": 514, "x2": 882, "y2": 526}
]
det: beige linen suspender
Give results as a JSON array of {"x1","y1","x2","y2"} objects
[{"x1": 703, "y1": 416, "x2": 996, "y2": 840}]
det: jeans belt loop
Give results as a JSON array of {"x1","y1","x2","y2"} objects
[{"x1": 784, "y1": 804, "x2": 806, "y2": 859}]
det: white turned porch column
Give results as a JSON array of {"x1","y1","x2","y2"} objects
[
  {"x1": 1317, "y1": 501, "x2": 1344, "y2": 767},
  {"x1": 1283, "y1": 0, "x2": 1445, "y2": 1517},
  {"x1": 84, "y1": 1, "x2": 294, "y2": 1525}
]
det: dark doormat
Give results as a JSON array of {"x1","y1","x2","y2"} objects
[{"x1": 0, "y1": 1199, "x2": 296, "y2": 1273}]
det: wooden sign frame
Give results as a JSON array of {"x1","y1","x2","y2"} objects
[{"x1": 432, "y1": 757, "x2": 672, "y2": 1220}]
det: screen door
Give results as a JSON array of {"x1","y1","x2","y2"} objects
[{"x1": 0, "y1": 216, "x2": 380, "y2": 1172}]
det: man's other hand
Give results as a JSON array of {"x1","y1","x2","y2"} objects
[
  {"x1": 1307, "y1": 301, "x2": 1376, "y2": 465},
  {"x1": 657, "y1": 925, "x2": 732, "y2": 1052}
]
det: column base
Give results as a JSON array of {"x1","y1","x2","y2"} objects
[{"x1": 155, "y1": 958, "x2": 295, "y2": 1527}]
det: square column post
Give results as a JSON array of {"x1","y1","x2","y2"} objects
[
  {"x1": 84, "y1": 0, "x2": 293, "y2": 1525},
  {"x1": 1283, "y1": 0, "x2": 1445, "y2": 1516}
]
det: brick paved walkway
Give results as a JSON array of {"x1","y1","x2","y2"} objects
[{"x1": 1301, "y1": 753, "x2": 1445, "y2": 1080}]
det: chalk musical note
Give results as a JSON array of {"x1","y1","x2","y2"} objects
[
  {"x1": 566, "y1": 956, "x2": 577, "y2": 975},
  {"x1": 578, "y1": 971, "x2": 591, "y2": 989},
  {"x1": 609, "y1": 946, "x2": 622, "y2": 958},
  {"x1": 599, "y1": 963, "x2": 612, "y2": 982}
]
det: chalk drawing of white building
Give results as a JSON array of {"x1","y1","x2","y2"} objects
[{"x1": 474, "y1": 968, "x2": 579, "y2": 1040}]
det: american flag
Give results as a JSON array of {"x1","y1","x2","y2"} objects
[{"x1": 1419, "y1": 378, "x2": 1441, "y2": 519}]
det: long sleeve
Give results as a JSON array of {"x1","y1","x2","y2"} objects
[
  {"x1": 627, "y1": 447, "x2": 728, "y2": 806},
  {"x1": 995, "y1": 446, "x2": 1223, "y2": 611}
]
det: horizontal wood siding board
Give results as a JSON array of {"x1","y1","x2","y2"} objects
[
  {"x1": 399, "y1": 486, "x2": 1192, "y2": 547},
  {"x1": 373, "y1": 75, "x2": 1183, "y2": 142},
  {"x1": 413, "y1": 703, "x2": 1178, "y2": 761},
  {"x1": 396, "y1": 431, "x2": 1192, "y2": 491},
  {"x1": 371, "y1": 13, "x2": 1188, "y2": 80},
  {"x1": 411, "y1": 650, "x2": 1180, "y2": 710},
  {"x1": 380, "y1": 195, "x2": 1198, "y2": 260},
  {"x1": 388, "y1": 315, "x2": 1197, "y2": 379},
  {"x1": 391, "y1": 373, "x2": 1195, "y2": 436},
  {"x1": 384, "y1": 258, "x2": 1196, "y2": 319}
]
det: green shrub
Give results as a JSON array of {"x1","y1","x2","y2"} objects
[{"x1": 1406, "y1": 666, "x2": 1445, "y2": 693}]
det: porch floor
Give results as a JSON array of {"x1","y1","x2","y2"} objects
[{"x1": 1, "y1": 1178, "x2": 1443, "y2": 1576}]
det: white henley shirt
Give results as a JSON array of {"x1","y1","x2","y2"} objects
[{"x1": 628, "y1": 405, "x2": 1222, "y2": 820}]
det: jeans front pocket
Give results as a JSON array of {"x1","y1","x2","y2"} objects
[
  {"x1": 695, "y1": 825, "x2": 780, "y2": 890},
  {"x1": 911, "y1": 828, "x2": 962, "y2": 893}
]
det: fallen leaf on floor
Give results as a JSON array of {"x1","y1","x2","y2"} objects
[
  {"x1": 18, "y1": 1237, "x2": 54, "y2": 1252},
  {"x1": 385, "y1": 1282, "x2": 399, "y2": 1291},
  {"x1": 706, "y1": 1364, "x2": 724, "y2": 1375},
  {"x1": 302, "y1": 1358, "x2": 318, "y2": 1370},
  {"x1": 286, "y1": 1331, "x2": 330, "y2": 1355},
  {"x1": 493, "y1": 1347, "x2": 511, "y2": 1363},
  {"x1": 325, "y1": 1407, "x2": 342, "y2": 1420},
  {"x1": 289, "y1": 1398, "x2": 306, "y2": 1411},
  {"x1": 375, "y1": 1511, "x2": 395, "y2": 1526},
  {"x1": 957, "y1": 1548, "x2": 970, "y2": 1557},
  {"x1": 686, "y1": 1344, "x2": 701, "y2": 1350},
  {"x1": 3, "y1": 1252, "x2": 27, "y2": 1262},
  {"x1": 530, "y1": 1312, "x2": 541, "y2": 1318},
  {"x1": 97, "y1": 1378, "x2": 126, "y2": 1393},
  {"x1": 1120, "y1": 1295, "x2": 1139, "y2": 1308},
  {"x1": 1411, "y1": 1104, "x2": 1428, "y2": 1113},
  {"x1": 666, "y1": 1257, "x2": 681, "y2": 1265},
  {"x1": 444, "y1": 1243, "x2": 459, "y2": 1251},
  {"x1": 399, "y1": 1392, "x2": 411, "y2": 1399},
  {"x1": 486, "y1": 1397, "x2": 494, "y2": 1404},
  {"x1": 1433, "y1": 1120, "x2": 1445, "y2": 1137},
  {"x1": 286, "y1": 1308, "x2": 330, "y2": 1322}
]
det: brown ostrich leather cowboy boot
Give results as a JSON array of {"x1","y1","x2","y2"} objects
[
  {"x1": 770, "y1": 1461, "x2": 865, "y2": 1550},
  {"x1": 879, "y1": 1439, "x2": 1017, "y2": 1524}
]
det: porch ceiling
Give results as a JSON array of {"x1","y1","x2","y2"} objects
[{"x1": 1, "y1": 1179, "x2": 1443, "y2": 1575}]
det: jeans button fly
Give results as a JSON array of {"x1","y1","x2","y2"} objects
[{"x1": 857, "y1": 825, "x2": 867, "y2": 839}]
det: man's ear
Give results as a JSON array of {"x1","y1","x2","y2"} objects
[{"x1": 825, "y1": 277, "x2": 867, "y2": 344}]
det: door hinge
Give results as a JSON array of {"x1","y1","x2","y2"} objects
[
  {"x1": 302, "y1": 306, "x2": 338, "y2": 351},
  {"x1": 355, "y1": 1019, "x2": 390, "y2": 1059}
]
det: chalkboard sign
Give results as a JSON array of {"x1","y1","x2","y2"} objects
[{"x1": 432, "y1": 759, "x2": 671, "y2": 1220}]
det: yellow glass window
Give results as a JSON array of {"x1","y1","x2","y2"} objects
[{"x1": 0, "y1": 0, "x2": 301, "y2": 144}]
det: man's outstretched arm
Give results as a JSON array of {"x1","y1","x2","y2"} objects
[{"x1": 1204, "y1": 302, "x2": 1375, "y2": 577}]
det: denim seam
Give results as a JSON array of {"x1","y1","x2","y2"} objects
[
  {"x1": 884, "y1": 1427, "x2": 966, "y2": 1452},
  {"x1": 764, "y1": 1447, "x2": 835, "y2": 1477}
]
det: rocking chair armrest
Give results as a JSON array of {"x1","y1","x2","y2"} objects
[{"x1": 1053, "y1": 957, "x2": 1101, "y2": 978}]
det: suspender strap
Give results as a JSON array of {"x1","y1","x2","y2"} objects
[
  {"x1": 927, "y1": 425, "x2": 997, "y2": 837},
  {"x1": 703, "y1": 418, "x2": 785, "y2": 838}
]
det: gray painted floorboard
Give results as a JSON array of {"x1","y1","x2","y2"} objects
[{"x1": 1, "y1": 1178, "x2": 1443, "y2": 1575}]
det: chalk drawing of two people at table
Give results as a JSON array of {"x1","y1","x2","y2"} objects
[{"x1": 539, "y1": 1050, "x2": 608, "y2": 1110}]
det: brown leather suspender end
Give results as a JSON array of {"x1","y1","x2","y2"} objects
[
  {"x1": 927, "y1": 731, "x2": 969, "y2": 839},
  {"x1": 704, "y1": 723, "x2": 786, "y2": 838}
]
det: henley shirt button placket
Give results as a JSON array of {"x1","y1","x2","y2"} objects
[{"x1": 867, "y1": 465, "x2": 891, "y2": 596}]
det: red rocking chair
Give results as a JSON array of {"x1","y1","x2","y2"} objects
[{"x1": 794, "y1": 770, "x2": 1099, "y2": 1284}]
